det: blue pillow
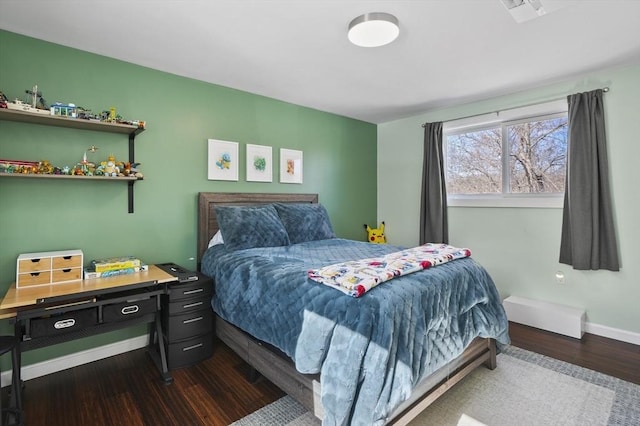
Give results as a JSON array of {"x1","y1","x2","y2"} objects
[
  {"x1": 274, "y1": 203, "x2": 336, "y2": 244},
  {"x1": 215, "y1": 204, "x2": 290, "y2": 251}
]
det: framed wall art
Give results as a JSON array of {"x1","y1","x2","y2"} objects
[
  {"x1": 246, "y1": 144, "x2": 273, "y2": 182},
  {"x1": 208, "y1": 139, "x2": 239, "y2": 181},
  {"x1": 280, "y1": 148, "x2": 303, "y2": 184}
]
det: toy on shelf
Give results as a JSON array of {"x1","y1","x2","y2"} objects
[
  {"x1": 37, "y1": 160, "x2": 54, "y2": 174},
  {"x1": 0, "y1": 91, "x2": 8, "y2": 108},
  {"x1": 120, "y1": 161, "x2": 143, "y2": 178},
  {"x1": 2, "y1": 86, "x2": 146, "y2": 126},
  {"x1": 0, "y1": 159, "x2": 39, "y2": 174},
  {"x1": 364, "y1": 222, "x2": 387, "y2": 244},
  {"x1": 50, "y1": 102, "x2": 77, "y2": 118},
  {"x1": 71, "y1": 151, "x2": 97, "y2": 176},
  {"x1": 5, "y1": 84, "x2": 50, "y2": 115},
  {"x1": 0, "y1": 146, "x2": 142, "y2": 178},
  {"x1": 97, "y1": 106, "x2": 145, "y2": 128}
]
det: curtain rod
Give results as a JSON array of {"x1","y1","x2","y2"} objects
[{"x1": 421, "y1": 87, "x2": 609, "y2": 128}]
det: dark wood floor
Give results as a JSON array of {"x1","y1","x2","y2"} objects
[{"x1": 4, "y1": 322, "x2": 639, "y2": 425}]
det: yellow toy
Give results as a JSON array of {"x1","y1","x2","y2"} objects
[{"x1": 364, "y1": 222, "x2": 386, "y2": 244}]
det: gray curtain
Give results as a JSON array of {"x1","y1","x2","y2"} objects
[
  {"x1": 559, "y1": 89, "x2": 619, "y2": 271},
  {"x1": 419, "y1": 122, "x2": 448, "y2": 244}
]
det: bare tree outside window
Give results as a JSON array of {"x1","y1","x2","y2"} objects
[
  {"x1": 446, "y1": 128, "x2": 502, "y2": 194},
  {"x1": 446, "y1": 113, "x2": 567, "y2": 196},
  {"x1": 508, "y1": 116, "x2": 567, "y2": 193}
]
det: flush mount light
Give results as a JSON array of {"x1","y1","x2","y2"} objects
[{"x1": 348, "y1": 12, "x2": 399, "y2": 47}]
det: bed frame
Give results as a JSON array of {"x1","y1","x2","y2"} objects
[{"x1": 197, "y1": 192, "x2": 497, "y2": 425}]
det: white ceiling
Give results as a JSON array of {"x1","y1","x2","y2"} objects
[{"x1": 1, "y1": 0, "x2": 639, "y2": 124}]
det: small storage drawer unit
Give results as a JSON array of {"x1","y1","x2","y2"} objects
[
  {"x1": 17, "y1": 249, "x2": 83, "y2": 288},
  {"x1": 161, "y1": 269, "x2": 214, "y2": 370}
]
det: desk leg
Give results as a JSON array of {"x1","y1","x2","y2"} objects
[
  {"x1": 151, "y1": 313, "x2": 173, "y2": 384},
  {"x1": 8, "y1": 319, "x2": 23, "y2": 425}
]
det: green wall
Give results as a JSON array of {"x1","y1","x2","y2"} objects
[
  {"x1": 378, "y1": 63, "x2": 640, "y2": 337},
  {"x1": 0, "y1": 30, "x2": 378, "y2": 366}
]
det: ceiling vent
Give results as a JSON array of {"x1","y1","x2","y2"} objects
[{"x1": 501, "y1": 0, "x2": 549, "y2": 23}]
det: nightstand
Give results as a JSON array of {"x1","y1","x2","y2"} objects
[{"x1": 157, "y1": 264, "x2": 214, "y2": 370}]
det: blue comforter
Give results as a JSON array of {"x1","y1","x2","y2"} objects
[{"x1": 201, "y1": 238, "x2": 509, "y2": 425}]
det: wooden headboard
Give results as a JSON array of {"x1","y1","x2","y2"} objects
[{"x1": 197, "y1": 192, "x2": 319, "y2": 267}]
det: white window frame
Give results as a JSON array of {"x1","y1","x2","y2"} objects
[{"x1": 443, "y1": 100, "x2": 567, "y2": 209}]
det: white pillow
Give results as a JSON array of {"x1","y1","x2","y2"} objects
[{"x1": 207, "y1": 230, "x2": 224, "y2": 248}]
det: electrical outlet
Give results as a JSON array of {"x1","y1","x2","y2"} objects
[{"x1": 555, "y1": 271, "x2": 565, "y2": 284}]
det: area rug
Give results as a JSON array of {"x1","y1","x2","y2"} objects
[{"x1": 230, "y1": 346, "x2": 640, "y2": 426}]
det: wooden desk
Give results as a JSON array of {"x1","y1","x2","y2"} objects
[
  {"x1": 0, "y1": 265, "x2": 176, "y2": 310},
  {"x1": 0, "y1": 265, "x2": 179, "y2": 385}
]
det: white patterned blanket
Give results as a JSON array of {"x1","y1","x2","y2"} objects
[{"x1": 308, "y1": 243, "x2": 471, "y2": 297}]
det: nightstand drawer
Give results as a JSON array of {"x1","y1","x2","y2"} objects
[
  {"x1": 166, "y1": 277, "x2": 212, "y2": 302},
  {"x1": 166, "y1": 334, "x2": 213, "y2": 370},
  {"x1": 166, "y1": 293, "x2": 211, "y2": 315},
  {"x1": 163, "y1": 309, "x2": 213, "y2": 341}
]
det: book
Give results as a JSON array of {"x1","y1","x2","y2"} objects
[
  {"x1": 84, "y1": 264, "x2": 148, "y2": 280},
  {"x1": 90, "y1": 256, "x2": 142, "y2": 272}
]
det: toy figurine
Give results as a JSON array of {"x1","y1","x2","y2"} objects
[
  {"x1": 38, "y1": 160, "x2": 54, "y2": 174},
  {"x1": 364, "y1": 222, "x2": 387, "y2": 244},
  {"x1": 101, "y1": 154, "x2": 120, "y2": 177}
]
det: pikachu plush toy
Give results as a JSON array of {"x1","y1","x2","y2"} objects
[{"x1": 364, "y1": 222, "x2": 386, "y2": 244}]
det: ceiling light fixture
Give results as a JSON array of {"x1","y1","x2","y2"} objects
[{"x1": 348, "y1": 12, "x2": 399, "y2": 47}]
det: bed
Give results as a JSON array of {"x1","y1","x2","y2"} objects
[{"x1": 197, "y1": 192, "x2": 509, "y2": 425}]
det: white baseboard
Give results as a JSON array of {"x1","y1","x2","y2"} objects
[
  {"x1": 585, "y1": 322, "x2": 640, "y2": 346},
  {"x1": 1, "y1": 334, "x2": 149, "y2": 388}
]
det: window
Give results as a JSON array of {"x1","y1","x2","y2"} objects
[{"x1": 444, "y1": 102, "x2": 568, "y2": 208}]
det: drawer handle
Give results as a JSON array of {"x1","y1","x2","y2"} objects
[
  {"x1": 182, "y1": 343, "x2": 203, "y2": 352},
  {"x1": 30, "y1": 272, "x2": 41, "y2": 277},
  {"x1": 183, "y1": 288, "x2": 204, "y2": 295},
  {"x1": 121, "y1": 305, "x2": 140, "y2": 315},
  {"x1": 183, "y1": 316, "x2": 203, "y2": 324},
  {"x1": 62, "y1": 268, "x2": 71, "y2": 273},
  {"x1": 54, "y1": 318, "x2": 76, "y2": 329},
  {"x1": 182, "y1": 301, "x2": 203, "y2": 309},
  {"x1": 62, "y1": 256, "x2": 72, "y2": 260},
  {"x1": 30, "y1": 258, "x2": 42, "y2": 263}
]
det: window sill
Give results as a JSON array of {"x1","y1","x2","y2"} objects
[{"x1": 447, "y1": 195, "x2": 564, "y2": 208}]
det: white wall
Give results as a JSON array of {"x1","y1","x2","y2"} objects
[{"x1": 377, "y1": 63, "x2": 640, "y2": 337}]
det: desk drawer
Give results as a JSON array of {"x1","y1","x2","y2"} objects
[
  {"x1": 166, "y1": 334, "x2": 213, "y2": 370},
  {"x1": 103, "y1": 297, "x2": 157, "y2": 323},
  {"x1": 30, "y1": 308, "x2": 98, "y2": 338},
  {"x1": 164, "y1": 309, "x2": 213, "y2": 341}
]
